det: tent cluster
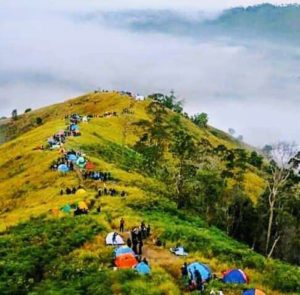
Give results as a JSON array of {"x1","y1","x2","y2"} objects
[
  {"x1": 106, "y1": 231, "x2": 151, "y2": 275},
  {"x1": 47, "y1": 132, "x2": 66, "y2": 150},
  {"x1": 47, "y1": 113, "x2": 89, "y2": 150},
  {"x1": 50, "y1": 150, "x2": 88, "y2": 172},
  {"x1": 101, "y1": 111, "x2": 118, "y2": 118},
  {"x1": 93, "y1": 89, "x2": 144, "y2": 100},
  {"x1": 180, "y1": 263, "x2": 265, "y2": 294}
]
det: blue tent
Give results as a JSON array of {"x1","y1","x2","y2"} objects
[
  {"x1": 68, "y1": 154, "x2": 77, "y2": 162},
  {"x1": 222, "y1": 269, "x2": 248, "y2": 284},
  {"x1": 187, "y1": 262, "x2": 212, "y2": 282},
  {"x1": 135, "y1": 262, "x2": 151, "y2": 275},
  {"x1": 58, "y1": 164, "x2": 69, "y2": 173},
  {"x1": 243, "y1": 289, "x2": 265, "y2": 295},
  {"x1": 70, "y1": 124, "x2": 79, "y2": 131},
  {"x1": 114, "y1": 246, "x2": 135, "y2": 257}
]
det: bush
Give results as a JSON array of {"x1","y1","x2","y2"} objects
[
  {"x1": 36, "y1": 117, "x2": 43, "y2": 125},
  {"x1": 0, "y1": 216, "x2": 103, "y2": 294},
  {"x1": 25, "y1": 108, "x2": 32, "y2": 113}
]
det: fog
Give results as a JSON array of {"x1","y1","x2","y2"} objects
[{"x1": 1, "y1": 1, "x2": 300, "y2": 146}]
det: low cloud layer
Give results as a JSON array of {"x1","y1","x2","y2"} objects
[{"x1": 0, "y1": 1, "x2": 300, "y2": 146}]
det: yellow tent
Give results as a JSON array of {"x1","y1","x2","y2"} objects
[
  {"x1": 76, "y1": 188, "x2": 87, "y2": 196},
  {"x1": 78, "y1": 201, "x2": 88, "y2": 210}
]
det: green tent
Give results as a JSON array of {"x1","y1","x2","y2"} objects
[{"x1": 61, "y1": 204, "x2": 71, "y2": 213}]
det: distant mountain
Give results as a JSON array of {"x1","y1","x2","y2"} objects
[{"x1": 81, "y1": 4, "x2": 300, "y2": 43}]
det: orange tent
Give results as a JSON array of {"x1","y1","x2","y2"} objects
[
  {"x1": 86, "y1": 161, "x2": 95, "y2": 170},
  {"x1": 114, "y1": 253, "x2": 138, "y2": 269}
]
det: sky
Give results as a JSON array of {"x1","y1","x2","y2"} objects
[{"x1": 0, "y1": 0, "x2": 300, "y2": 146}]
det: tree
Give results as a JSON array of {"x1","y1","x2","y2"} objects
[
  {"x1": 249, "y1": 151, "x2": 263, "y2": 169},
  {"x1": 36, "y1": 117, "x2": 43, "y2": 125},
  {"x1": 263, "y1": 142, "x2": 298, "y2": 257},
  {"x1": 228, "y1": 128, "x2": 236, "y2": 136},
  {"x1": 169, "y1": 123, "x2": 196, "y2": 209},
  {"x1": 237, "y1": 135, "x2": 244, "y2": 142},
  {"x1": 227, "y1": 186, "x2": 257, "y2": 245},
  {"x1": 191, "y1": 113, "x2": 208, "y2": 128},
  {"x1": 194, "y1": 170, "x2": 225, "y2": 222},
  {"x1": 134, "y1": 101, "x2": 169, "y2": 175},
  {"x1": 148, "y1": 91, "x2": 183, "y2": 113},
  {"x1": 11, "y1": 109, "x2": 18, "y2": 120}
]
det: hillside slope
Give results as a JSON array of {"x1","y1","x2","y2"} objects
[{"x1": 0, "y1": 92, "x2": 299, "y2": 295}]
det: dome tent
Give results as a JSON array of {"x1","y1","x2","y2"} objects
[
  {"x1": 78, "y1": 201, "x2": 88, "y2": 210},
  {"x1": 187, "y1": 262, "x2": 212, "y2": 282},
  {"x1": 243, "y1": 289, "x2": 265, "y2": 295},
  {"x1": 58, "y1": 164, "x2": 69, "y2": 173},
  {"x1": 114, "y1": 246, "x2": 134, "y2": 257},
  {"x1": 114, "y1": 253, "x2": 138, "y2": 269},
  {"x1": 76, "y1": 156, "x2": 86, "y2": 168},
  {"x1": 106, "y1": 232, "x2": 124, "y2": 245},
  {"x1": 222, "y1": 269, "x2": 249, "y2": 284},
  {"x1": 68, "y1": 154, "x2": 77, "y2": 162},
  {"x1": 61, "y1": 204, "x2": 71, "y2": 213},
  {"x1": 70, "y1": 124, "x2": 79, "y2": 131},
  {"x1": 76, "y1": 188, "x2": 87, "y2": 196},
  {"x1": 135, "y1": 262, "x2": 151, "y2": 275},
  {"x1": 86, "y1": 161, "x2": 95, "y2": 170}
]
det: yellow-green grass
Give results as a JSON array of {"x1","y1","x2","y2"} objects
[{"x1": 1, "y1": 92, "x2": 294, "y2": 294}]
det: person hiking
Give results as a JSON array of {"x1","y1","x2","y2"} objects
[
  {"x1": 146, "y1": 224, "x2": 151, "y2": 237},
  {"x1": 132, "y1": 238, "x2": 138, "y2": 254},
  {"x1": 119, "y1": 218, "x2": 125, "y2": 232},
  {"x1": 181, "y1": 262, "x2": 188, "y2": 277},
  {"x1": 127, "y1": 238, "x2": 132, "y2": 248},
  {"x1": 194, "y1": 268, "x2": 204, "y2": 293},
  {"x1": 138, "y1": 239, "x2": 143, "y2": 255},
  {"x1": 112, "y1": 232, "x2": 118, "y2": 245},
  {"x1": 142, "y1": 257, "x2": 149, "y2": 265}
]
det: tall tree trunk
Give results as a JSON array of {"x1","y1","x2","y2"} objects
[
  {"x1": 267, "y1": 235, "x2": 280, "y2": 258},
  {"x1": 266, "y1": 197, "x2": 275, "y2": 254}
]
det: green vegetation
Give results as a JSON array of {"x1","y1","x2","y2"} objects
[
  {"x1": 0, "y1": 216, "x2": 104, "y2": 295},
  {"x1": 0, "y1": 92, "x2": 299, "y2": 294}
]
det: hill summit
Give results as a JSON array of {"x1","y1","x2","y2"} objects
[{"x1": 0, "y1": 91, "x2": 299, "y2": 295}]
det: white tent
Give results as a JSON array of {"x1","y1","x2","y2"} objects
[
  {"x1": 82, "y1": 116, "x2": 88, "y2": 122},
  {"x1": 135, "y1": 95, "x2": 145, "y2": 101},
  {"x1": 170, "y1": 246, "x2": 188, "y2": 256},
  {"x1": 106, "y1": 232, "x2": 125, "y2": 245}
]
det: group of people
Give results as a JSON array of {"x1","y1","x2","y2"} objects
[
  {"x1": 48, "y1": 132, "x2": 66, "y2": 149},
  {"x1": 50, "y1": 149, "x2": 86, "y2": 171},
  {"x1": 60, "y1": 186, "x2": 81, "y2": 195},
  {"x1": 83, "y1": 171, "x2": 111, "y2": 181},
  {"x1": 96, "y1": 187, "x2": 126, "y2": 197},
  {"x1": 50, "y1": 155, "x2": 74, "y2": 171},
  {"x1": 126, "y1": 221, "x2": 151, "y2": 256}
]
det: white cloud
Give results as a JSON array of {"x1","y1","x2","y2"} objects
[{"x1": 0, "y1": 1, "x2": 299, "y2": 146}]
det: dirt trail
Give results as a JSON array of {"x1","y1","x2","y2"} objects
[{"x1": 121, "y1": 230, "x2": 182, "y2": 277}]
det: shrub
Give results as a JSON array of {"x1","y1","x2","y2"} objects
[
  {"x1": 0, "y1": 216, "x2": 103, "y2": 294},
  {"x1": 36, "y1": 117, "x2": 43, "y2": 125}
]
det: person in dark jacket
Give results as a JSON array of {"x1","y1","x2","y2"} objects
[{"x1": 119, "y1": 218, "x2": 125, "y2": 232}]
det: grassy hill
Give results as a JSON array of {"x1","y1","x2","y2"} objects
[{"x1": 0, "y1": 92, "x2": 299, "y2": 295}]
